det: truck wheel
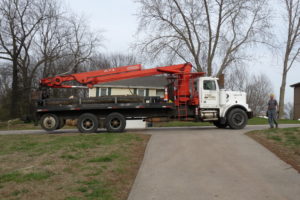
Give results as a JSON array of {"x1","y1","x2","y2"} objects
[
  {"x1": 40, "y1": 113, "x2": 60, "y2": 131},
  {"x1": 227, "y1": 108, "x2": 248, "y2": 129},
  {"x1": 213, "y1": 121, "x2": 227, "y2": 129},
  {"x1": 77, "y1": 113, "x2": 99, "y2": 133},
  {"x1": 57, "y1": 117, "x2": 65, "y2": 129},
  {"x1": 105, "y1": 113, "x2": 126, "y2": 133}
]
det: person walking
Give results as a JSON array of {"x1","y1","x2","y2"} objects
[{"x1": 267, "y1": 94, "x2": 278, "y2": 128}]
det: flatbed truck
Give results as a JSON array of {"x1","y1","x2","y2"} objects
[{"x1": 36, "y1": 63, "x2": 253, "y2": 133}]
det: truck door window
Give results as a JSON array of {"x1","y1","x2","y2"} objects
[{"x1": 203, "y1": 80, "x2": 216, "y2": 90}]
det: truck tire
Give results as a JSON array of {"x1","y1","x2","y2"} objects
[
  {"x1": 77, "y1": 113, "x2": 99, "y2": 133},
  {"x1": 213, "y1": 121, "x2": 227, "y2": 129},
  {"x1": 57, "y1": 117, "x2": 65, "y2": 129},
  {"x1": 227, "y1": 108, "x2": 248, "y2": 129},
  {"x1": 105, "y1": 112, "x2": 126, "y2": 133},
  {"x1": 40, "y1": 113, "x2": 60, "y2": 131}
]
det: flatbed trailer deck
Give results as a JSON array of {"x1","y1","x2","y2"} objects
[{"x1": 35, "y1": 96, "x2": 188, "y2": 133}]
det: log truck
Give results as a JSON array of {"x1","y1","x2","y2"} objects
[{"x1": 36, "y1": 63, "x2": 253, "y2": 133}]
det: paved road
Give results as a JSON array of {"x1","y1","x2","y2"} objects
[
  {"x1": 0, "y1": 124, "x2": 296, "y2": 135},
  {"x1": 128, "y1": 125, "x2": 300, "y2": 200},
  {"x1": 1, "y1": 125, "x2": 300, "y2": 200}
]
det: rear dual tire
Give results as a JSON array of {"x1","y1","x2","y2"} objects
[
  {"x1": 41, "y1": 112, "x2": 127, "y2": 133},
  {"x1": 77, "y1": 113, "x2": 99, "y2": 133},
  {"x1": 77, "y1": 112, "x2": 126, "y2": 133},
  {"x1": 105, "y1": 112, "x2": 126, "y2": 133}
]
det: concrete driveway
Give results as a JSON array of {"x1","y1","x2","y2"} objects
[{"x1": 128, "y1": 125, "x2": 300, "y2": 200}]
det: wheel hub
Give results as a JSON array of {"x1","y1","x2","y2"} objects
[
  {"x1": 111, "y1": 118, "x2": 121, "y2": 128},
  {"x1": 44, "y1": 117, "x2": 56, "y2": 129},
  {"x1": 233, "y1": 113, "x2": 244, "y2": 125},
  {"x1": 82, "y1": 119, "x2": 93, "y2": 130}
]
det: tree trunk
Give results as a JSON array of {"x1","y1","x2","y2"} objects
[
  {"x1": 207, "y1": 60, "x2": 212, "y2": 76},
  {"x1": 279, "y1": 59, "x2": 288, "y2": 119},
  {"x1": 10, "y1": 58, "x2": 20, "y2": 118}
]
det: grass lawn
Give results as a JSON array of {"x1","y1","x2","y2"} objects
[
  {"x1": 246, "y1": 127, "x2": 300, "y2": 173},
  {"x1": 248, "y1": 117, "x2": 300, "y2": 125},
  {"x1": 154, "y1": 117, "x2": 300, "y2": 127},
  {"x1": 0, "y1": 133, "x2": 150, "y2": 200},
  {"x1": 0, "y1": 120, "x2": 74, "y2": 131},
  {"x1": 0, "y1": 121, "x2": 39, "y2": 131}
]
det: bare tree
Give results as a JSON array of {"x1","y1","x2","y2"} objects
[
  {"x1": 108, "y1": 53, "x2": 139, "y2": 67},
  {"x1": 225, "y1": 65, "x2": 248, "y2": 91},
  {"x1": 0, "y1": 0, "x2": 47, "y2": 117},
  {"x1": 135, "y1": 0, "x2": 272, "y2": 75},
  {"x1": 34, "y1": 0, "x2": 68, "y2": 79},
  {"x1": 0, "y1": 65, "x2": 11, "y2": 98},
  {"x1": 0, "y1": 64, "x2": 11, "y2": 120},
  {"x1": 62, "y1": 15, "x2": 101, "y2": 74},
  {"x1": 285, "y1": 102, "x2": 294, "y2": 119},
  {"x1": 226, "y1": 67, "x2": 273, "y2": 116},
  {"x1": 245, "y1": 74, "x2": 273, "y2": 116},
  {"x1": 0, "y1": 0, "x2": 103, "y2": 118},
  {"x1": 87, "y1": 53, "x2": 139, "y2": 71},
  {"x1": 278, "y1": 0, "x2": 300, "y2": 118}
]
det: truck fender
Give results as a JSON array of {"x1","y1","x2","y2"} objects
[{"x1": 220, "y1": 104, "x2": 250, "y2": 119}]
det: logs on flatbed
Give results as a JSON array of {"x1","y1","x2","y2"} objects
[{"x1": 43, "y1": 95, "x2": 158, "y2": 106}]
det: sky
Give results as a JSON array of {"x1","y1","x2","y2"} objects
[{"x1": 65, "y1": 0, "x2": 300, "y2": 104}]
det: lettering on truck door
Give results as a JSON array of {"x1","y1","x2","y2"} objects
[{"x1": 200, "y1": 80, "x2": 219, "y2": 108}]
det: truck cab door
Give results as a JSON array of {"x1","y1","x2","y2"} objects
[{"x1": 199, "y1": 78, "x2": 219, "y2": 108}]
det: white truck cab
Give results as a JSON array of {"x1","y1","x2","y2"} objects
[{"x1": 198, "y1": 77, "x2": 252, "y2": 129}]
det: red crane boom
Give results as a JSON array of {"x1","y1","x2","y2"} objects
[{"x1": 40, "y1": 63, "x2": 205, "y2": 105}]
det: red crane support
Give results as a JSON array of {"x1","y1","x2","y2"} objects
[{"x1": 40, "y1": 63, "x2": 205, "y2": 106}]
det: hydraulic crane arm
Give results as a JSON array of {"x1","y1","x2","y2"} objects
[
  {"x1": 40, "y1": 64, "x2": 142, "y2": 88},
  {"x1": 40, "y1": 63, "x2": 204, "y2": 88},
  {"x1": 40, "y1": 63, "x2": 205, "y2": 104}
]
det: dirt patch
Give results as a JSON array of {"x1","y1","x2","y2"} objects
[
  {"x1": 246, "y1": 128, "x2": 300, "y2": 173},
  {"x1": 0, "y1": 133, "x2": 150, "y2": 200}
]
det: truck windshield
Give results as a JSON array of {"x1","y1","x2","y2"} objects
[{"x1": 203, "y1": 80, "x2": 216, "y2": 90}]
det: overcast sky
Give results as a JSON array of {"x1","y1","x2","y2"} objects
[{"x1": 65, "y1": 0, "x2": 299, "y2": 104}]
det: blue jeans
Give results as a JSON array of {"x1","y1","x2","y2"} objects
[{"x1": 268, "y1": 110, "x2": 278, "y2": 128}]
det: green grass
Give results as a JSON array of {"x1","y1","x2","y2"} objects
[
  {"x1": 88, "y1": 154, "x2": 119, "y2": 163},
  {"x1": 0, "y1": 133, "x2": 137, "y2": 156},
  {"x1": 153, "y1": 117, "x2": 300, "y2": 127},
  {"x1": 248, "y1": 117, "x2": 300, "y2": 125},
  {"x1": 0, "y1": 171, "x2": 54, "y2": 183},
  {"x1": 0, "y1": 133, "x2": 149, "y2": 200},
  {"x1": 247, "y1": 127, "x2": 300, "y2": 150},
  {"x1": 60, "y1": 153, "x2": 82, "y2": 160},
  {"x1": 77, "y1": 179, "x2": 113, "y2": 199},
  {"x1": 0, "y1": 119, "x2": 74, "y2": 131},
  {"x1": 0, "y1": 120, "x2": 39, "y2": 130},
  {"x1": 246, "y1": 127, "x2": 300, "y2": 172},
  {"x1": 10, "y1": 189, "x2": 29, "y2": 196}
]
